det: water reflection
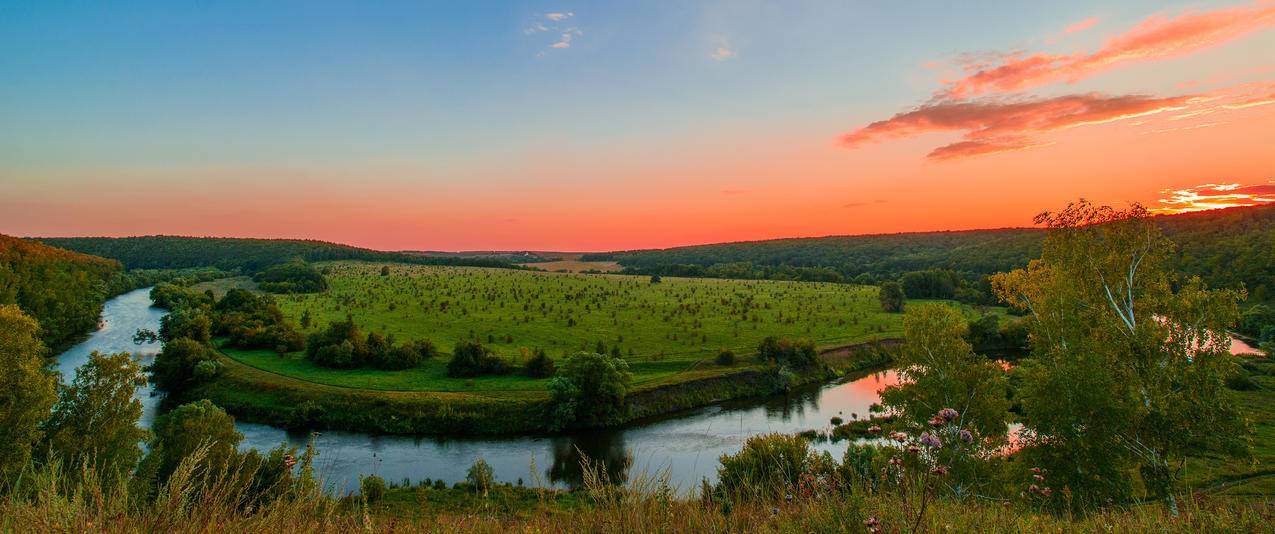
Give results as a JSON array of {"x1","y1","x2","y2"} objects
[{"x1": 547, "y1": 431, "x2": 633, "y2": 487}]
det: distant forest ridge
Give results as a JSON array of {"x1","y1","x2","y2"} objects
[
  {"x1": 584, "y1": 205, "x2": 1275, "y2": 302},
  {"x1": 35, "y1": 236, "x2": 515, "y2": 272}
]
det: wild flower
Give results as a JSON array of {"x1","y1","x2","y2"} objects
[
  {"x1": 958, "y1": 429, "x2": 973, "y2": 444},
  {"x1": 864, "y1": 516, "x2": 880, "y2": 527},
  {"x1": 938, "y1": 408, "x2": 959, "y2": 421},
  {"x1": 868, "y1": 424, "x2": 882, "y2": 434},
  {"x1": 283, "y1": 454, "x2": 297, "y2": 469},
  {"x1": 906, "y1": 445, "x2": 921, "y2": 455},
  {"x1": 928, "y1": 416, "x2": 946, "y2": 427},
  {"x1": 919, "y1": 432, "x2": 941, "y2": 448},
  {"x1": 931, "y1": 465, "x2": 948, "y2": 476},
  {"x1": 889, "y1": 431, "x2": 908, "y2": 443}
]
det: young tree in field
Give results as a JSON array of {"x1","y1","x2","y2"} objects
[
  {"x1": 0, "y1": 305, "x2": 57, "y2": 483},
  {"x1": 879, "y1": 281, "x2": 905, "y2": 313},
  {"x1": 41, "y1": 351, "x2": 150, "y2": 481},
  {"x1": 992, "y1": 201, "x2": 1249, "y2": 510},
  {"x1": 880, "y1": 304, "x2": 1010, "y2": 441}
]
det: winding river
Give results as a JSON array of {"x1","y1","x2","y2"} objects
[
  {"x1": 59, "y1": 288, "x2": 1264, "y2": 494},
  {"x1": 57, "y1": 288, "x2": 899, "y2": 493}
]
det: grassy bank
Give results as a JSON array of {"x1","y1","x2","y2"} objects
[{"x1": 190, "y1": 339, "x2": 898, "y2": 435}]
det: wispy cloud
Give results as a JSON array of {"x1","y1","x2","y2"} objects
[
  {"x1": 527, "y1": 11, "x2": 580, "y2": 54},
  {"x1": 1152, "y1": 181, "x2": 1275, "y2": 213},
  {"x1": 841, "y1": 93, "x2": 1195, "y2": 161},
  {"x1": 942, "y1": 2, "x2": 1275, "y2": 98},
  {"x1": 711, "y1": 46, "x2": 736, "y2": 61},
  {"x1": 1063, "y1": 17, "x2": 1100, "y2": 35}
]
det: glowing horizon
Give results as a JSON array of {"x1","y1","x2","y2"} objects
[{"x1": 2, "y1": 1, "x2": 1273, "y2": 251}]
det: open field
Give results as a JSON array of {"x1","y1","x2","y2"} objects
[
  {"x1": 521, "y1": 260, "x2": 622, "y2": 272},
  {"x1": 221, "y1": 261, "x2": 918, "y2": 392}
]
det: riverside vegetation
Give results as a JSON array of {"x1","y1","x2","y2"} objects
[{"x1": 1, "y1": 201, "x2": 1273, "y2": 532}]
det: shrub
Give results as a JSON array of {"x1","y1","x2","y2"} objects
[
  {"x1": 716, "y1": 433, "x2": 818, "y2": 499},
  {"x1": 446, "y1": 340, "x2": 510, "y2": 378},
  {"x1": 524, "y1": 347, "x2": 556, "y2": 378},
  {"x1": 756, "y1": 337, "x2": 818, "y2": 368},
  {"x1": 150, "y1": 337, "x2": 218, "y2": 391},
  {"x1": 360, "y1": 475, "x2": 387, "y2": 502},
  {"x1": 715, "y1": 348, "x2": 736, "y2": 366}
]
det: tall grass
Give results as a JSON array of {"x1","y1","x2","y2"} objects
[{"x1": 3, "y1": 446, "x2": 1272, "y2": 533}]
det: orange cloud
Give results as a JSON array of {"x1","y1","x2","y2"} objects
[
  {"x1": 1152, "y1": 181, "x2": 1275, "y2": 214},
  {"x1": 842, "y1": 93, "x2": 1195, "y2": 161},
  {"x1": 1063, "y1": 17, "x2": 1100, "y2": 34},
  {"x1": 943, "y1": 2, "x2": 1275, "y2": 98}
]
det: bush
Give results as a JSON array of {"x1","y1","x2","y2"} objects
[
  {"x1": 288, "y1": 400, "x2": 326, "y2": 429},
  {"x1": 446, "y1": 340, "x2": 510, "y2": 378},
  {"x1": 715, "y1": 348, "x2": 736, "y2": 366},
  {"x1": 524, "y1": 347, "x2": 556, "y2": 378},
  {"x1": 756, "y1": 337, "x2": 818, "y2": 368},
  {"x1": 360, "y1": 475, "x2": 387, "y2": 502},
  {"x1": 716, "y1": 433, "x2": 819, "y2": 499}
]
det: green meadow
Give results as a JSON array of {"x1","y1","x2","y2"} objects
[{"x1": 218, "y1": 261, "x2": 916, "y2": 392}]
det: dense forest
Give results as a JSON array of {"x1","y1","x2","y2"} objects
[
  {"x1": 0, "y1": 235, "x2": 231, "y2": 351},
  {"x1": 586, "y1": 205, "x2": 1275, "y2": 304},
  {"x1": 37, "y1": 236, "x2": 515, "y2": 272},
  {"x1": 0, "y1": 235, "x2": 121, "y2": 351}
]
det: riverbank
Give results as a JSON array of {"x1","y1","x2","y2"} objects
[{"x1": 190, "y1": 339, "x2": 900, "y2": 436}]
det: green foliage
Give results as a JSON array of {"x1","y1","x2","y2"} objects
[
  {"x1": 38, "y1": 235, "x2": 514, "y2": 271},
  {"x1": 756, "y1": 336, "x2": 818, "y2": 368},
  {"x1": 716, "y1": 433, "x2": 825, "y2": 499},
  {"x1": 0, "y1": 235, "x2": 120, "y2": 350},
  {"x1": 145, "y1": 399, "x2": 243, "y2": 485},
  {"x1": 253, "y1": 260, "x2": 328, "y2": 294},
  {"x1": 900, "y1": 269, "x2": 959, "y2": 299},
  {"x1": 878, "y1": 281, "x2": 906, "y2": 313},
  {"x1": 40, "y1": 351, "x2": 149, "y2": 481},
  {"x1": 0, "y1": 305, "x2": 58, "y2": 483},
  {"x1": 879, "y1": 304, "x2": 1010, "y2": 446},
  {"x1": 992, "y1": 201, "x2": 1250, "y2": 507},
  {"x1": 446, "y1": 340, "x2": 510, "y2": 378},
  {"x1": 548, "y1": 352, "x2": 632, "y2": 429},
  {"x1": 151, "y1": 338, "x2": 220, "y2": 392},
  {"x1": 213, "y1": 289, "x2": 304, "y2": 352},
  {"x1": 149, "y1": 282, "x2": 213, "y2": 310},
  {"x1": 466, "y1": 459, "x2": 494, "y2": 493},
  {"x1": 523, "y1": 347, "x2": 556, "y2": 378},
  {"x1": 361, "y1": 475, "x2": 387, "y2": 502},
  {"x1": 159, "y1": 308, "x2": 212, "y2": 344},
  {"x1": 715, "y1": 348, "x2": 736, "y2": 366},
  {"x1": 306, "y1": 317, "x2": 431, "y2": 370}
]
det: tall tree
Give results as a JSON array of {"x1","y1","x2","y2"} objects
[
  {"x1": 992, "y1": 201, "x2": 1249, "y2": 509},
  {"x1": 878, "y1": 281, "x2": 906, "y2": 313},
  {"x1": 0, "y1": 305, "x2": 58, "y2": 483},
  {"x1": 880, "y1": 304, "x2": 1010, "y2": 441},
  {"x1": 41, "y1": 351, "x2": 149, "y2": 480}
]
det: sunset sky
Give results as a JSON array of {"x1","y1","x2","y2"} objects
[{"x1": 2, "y1": 1, "x2": 1273, "y2": 251}]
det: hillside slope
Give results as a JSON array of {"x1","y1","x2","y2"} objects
[
  {"x1": 37, "y1": 236, "x2": 513, "y2": 272},
  {"x1": 0, "y1": 234, "x2": 122, "y2": 350}
]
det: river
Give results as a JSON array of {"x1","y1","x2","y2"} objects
[{"x1": 56, "y1": 288, "x2": 899, "y2": 494}]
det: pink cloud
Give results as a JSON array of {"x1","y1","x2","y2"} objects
[
  {"x1": 841, "y1": 93, "x2": 1195, "y2": 161},
  {"x1": 1152, "y1": 181, "x2": 1275, "y2": 213},
  {"x1": 1063, "y1": 17, "x2": 1100, "y2": 34},
  {"x1": 943, "y1": 2, "x2": 1275, "y2": 98}
]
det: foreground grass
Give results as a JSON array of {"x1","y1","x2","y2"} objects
[{"x1": 6, "y1": 471, "x2": 1271, "y2": 533}]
